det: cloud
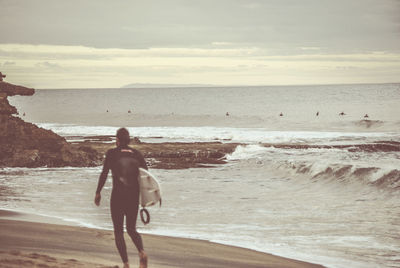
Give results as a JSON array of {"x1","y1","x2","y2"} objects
[
  {"x1": 1, "y1": 0, "x2": 398, "y2": 88},
  {"x1": 2, "y1": 61, "x2": 16, "y2": 66},
  {"x1": 241, "y1": 3, "x2": 262, "y2": 9},
  {"x1": 0, "y1": 43, "x2": 399, "y2": 88},
  {"x1": 0, "y1": 0, "x2": 399, "y2": 54},
  {"x1": 212, "y1": 42, "x2": 234, "y2": 46},
  {"x1": 300, "y1": 47, "x2": 321, "y2": 51},
  {"x1": 2, "y1": 44, "x2": 400, "y2": 63},
  {"x1": 0, "y1": 43, "x2": 264, "y2": 60},
  {"x1": 35, "y1": 61, "x2": 63, "y2": 69}
]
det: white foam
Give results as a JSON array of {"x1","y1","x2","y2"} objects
[
  {"x1": 37, "y1": 123, "x2": 399, "y2": 144},
  {"x1": 226, "y1": 144, "x2": 269, "y2": 160}
]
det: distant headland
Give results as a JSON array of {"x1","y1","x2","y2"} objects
[{"x1": 121, "y1": 83, "x2": 215, "y2": 88}]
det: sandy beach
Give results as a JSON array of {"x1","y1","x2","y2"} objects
[{"x1": 0, "y1": 210, "x2": 324, "y2": 268}]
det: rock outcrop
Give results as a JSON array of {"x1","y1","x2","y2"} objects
[
  {"x1": 0, "y1": 81, "x2": 102, "y2": 167},
  {"x1": 78, "y1": 140, "x2": 239, "y2": 169}
]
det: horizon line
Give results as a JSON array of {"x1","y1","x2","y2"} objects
[{"x1": 30, "y1": 81, "x2": 400, "y2": 90}]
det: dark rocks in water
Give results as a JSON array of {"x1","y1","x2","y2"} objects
[
  {"x1": 132, "y1": 136, "x2": 141, "y2": 144},
  {"x1": 261, "y1": 141, "x2": 400, "y2": 153},
  {"x1": 0, "y1": 81, "x2": 102, "y2": 168},
  {"x1": 82, "y1": 135, "x2": 114, "y2": 142},
  {"x1": 348, "y1": 143, "x2": 400, "y2": 153},
  {"x1": 81, "y1": 141, "x2": 239, "y2": 169}
]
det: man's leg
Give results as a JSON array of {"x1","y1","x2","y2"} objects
[
  {"x1": 126, "y1": 203, "x2": 147, "y2": 268},
  {"x1": 111, "y1": 197, "x2": 129, "y2": 264}
]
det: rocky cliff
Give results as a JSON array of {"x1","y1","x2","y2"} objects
[{"x1": 0, "y1": 81, "x2": 102, "y2": 167}]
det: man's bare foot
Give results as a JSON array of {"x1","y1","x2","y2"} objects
[
  {"x1": 139, "y1": 251, "x2": 148, "y2": 268},
  {"x1": 123, "y1": 261, "x2": 129, "y2": 268}
]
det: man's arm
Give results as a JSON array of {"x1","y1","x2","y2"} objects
[
  {"x1": 136, "y1": 150, "x2": 148, "y2": 170},
  {"x1": 94, "y1": 150, "x2": 111, "y2": 205}
]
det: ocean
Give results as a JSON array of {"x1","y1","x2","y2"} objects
[{"x1": 2, "y1": 83, "x2": 400, "y2": 268}]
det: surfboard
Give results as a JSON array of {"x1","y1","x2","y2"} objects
[{"x1": 139, "y1": 168, "x2": 162, "y2": 208}]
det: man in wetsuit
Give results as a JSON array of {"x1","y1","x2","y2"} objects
[{"x1": 94, "y1": 128, "x2": 148, "y2": 268}]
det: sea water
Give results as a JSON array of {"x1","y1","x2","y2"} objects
[{"x1": 2, "y1": 83, "x2": 400, "y2": 268}]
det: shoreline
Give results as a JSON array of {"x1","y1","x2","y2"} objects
[{"x1": 0, "y1": 210, "x2": 325, "y2": 268}]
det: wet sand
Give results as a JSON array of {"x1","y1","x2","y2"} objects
[{"x1": 0, "y1": 211, "x2": 325, "y2": 268}]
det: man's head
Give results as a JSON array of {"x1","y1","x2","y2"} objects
[{"x1": 116, "y1": 127, "x2": 130, "y2": 146}]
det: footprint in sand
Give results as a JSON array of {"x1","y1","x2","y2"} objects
[
  {"x1": 9, "y1": 250, "x2": 21, "y2": 256},
  {"x1": 96, "y1": 231, "x2": 105, "y2": 238},
  {"x1": 27, "y1": 253, "x2": 57, "y2": 263}
]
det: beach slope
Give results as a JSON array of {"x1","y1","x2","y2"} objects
[{"x1": 0, "y1": 218, "x2": 324, "y2": 268}]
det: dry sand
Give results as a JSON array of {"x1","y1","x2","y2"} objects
[{"x1": 0, "y1": 211, "x2": 324, "y2": 268}]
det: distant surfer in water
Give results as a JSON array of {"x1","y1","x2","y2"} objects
[
  {"x1": 316, "y1": 111, "x2": 319, "y2": 116},
  {"x1": 95, "y1": 128, "x2": 148, "y2": 268},
  {"x1": 364, "y1": 114, "x2": 369, "y2": 118},
  {"x1": 279, "y1": 112, "x2": 283, "y2": 117},
  {"x1": 339, "y1": 112, "x2": 346, "y2": 116}
]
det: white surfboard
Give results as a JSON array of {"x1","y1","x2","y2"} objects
[{"x1": 139, "y1": 168, "x2": 162, "y2": 208}]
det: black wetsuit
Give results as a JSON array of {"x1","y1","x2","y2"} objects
[{"x1": 96, "y1": 145, "x2": 148, "y2": 263}]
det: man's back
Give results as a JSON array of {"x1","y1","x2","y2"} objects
[{"x1": 96, "y1": 146, "x2": 147, "y2": 196}]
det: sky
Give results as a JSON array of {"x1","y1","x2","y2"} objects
[{"x1": 0, "y1": 0, "x2": 399, "y2": 89}]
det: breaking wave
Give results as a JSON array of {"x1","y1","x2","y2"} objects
[
  {"x1": 226, "y1": 144, "x2": 400, "y2": 191},
  {"x1": 307, "y1": 165, "x2": 399, "y2": 190},
  {"x1": 38, "y1": 123, "x2": 400, "y2": 145}
]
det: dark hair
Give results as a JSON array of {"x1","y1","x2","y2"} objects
[{"x1": 116, "y1": 128, "x2": 130, "y2": 146}]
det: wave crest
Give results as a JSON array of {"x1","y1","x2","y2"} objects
[
  {"x1": 287, "y1": 162, "x2": 399, "y2": 191},
  {"x1": 226, "y1": 144, "x2": 400, "y2": 191}
]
